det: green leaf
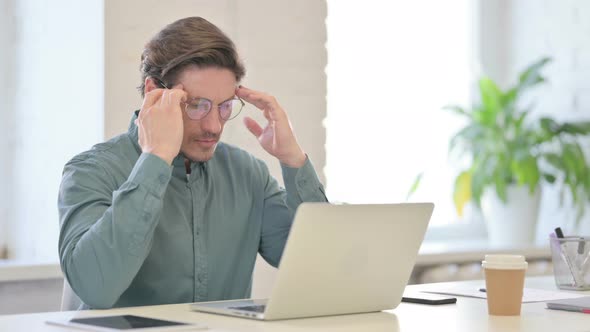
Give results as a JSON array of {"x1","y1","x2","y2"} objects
[
  {"x1": 584, "y1": 171, "x2": 590, "y2": 197},
  {"x1": 544, "y1": 153, "x2": 563, "y2": 171},
  {"x1": 453, "y1": 170, "x2": 472, "y2": 217},
  {"x1": 559, "y1": 122, "x2": 590, "y2": 136},
  {"x1": 494, "y1": 171, "x2": 508, "y2": 203},
  {"x1": 443, "y1": 105, "x2": 471, "y2": 118},
  {"x1": 540, "y1": 117, "x2": 559, "y2": 133},
  {"x1": 470, "y1": 154, "x2": 497, "y2": 206},
  {"x1": 511, "y1": 156, "x2": 540, "y2": 193},
  {"x1": 563, "y1": 144, "x2": 581, "y2": 178},
  {"x1": 572, "y1": 121, "x2": 590, "y2": 133},
  {"x1": 543, "y1": 174, "x2": 557, "y2": 184},
  {"x1": 472, "y1": 107, "x2": 496, "y2": 127},
  {"x1": 527, "y1": 161, "x2": 541, "y2": 194},
  {"x1": 478, "y1": 77, "x2": 503, "y2": 120},
  {"x1": 518, "y1": 57, "x2": 551, "y2": 91},
  {"x1": 514, "y1": 111, "x2": 528, "y2": 132},
  {"x1": 471, "y1": 168, "x2": 486, "y2": 207},
  {"x1": 570, "y1": 143, "x2": 587, "y2": 176},
  {"x1": 502, "y1": 87, "x2": 518, "y2": 107},
  {"x1": 448, "y1": 124, "x2": 486, "y2": 156},
  {"x1": 406, "y1": 172, "x2": 424, "y2": 201},
  {"x1": 566, "y1": 177, "x2": 579, "y2": 204}
]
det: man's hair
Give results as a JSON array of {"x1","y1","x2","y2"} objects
[{"x1": 138, "y1": 17, "x2": 245, "y2": 97}]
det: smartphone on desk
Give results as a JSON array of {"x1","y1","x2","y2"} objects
[{"x1": 402, "y1": 292, "x2": 457, "y2": 305}]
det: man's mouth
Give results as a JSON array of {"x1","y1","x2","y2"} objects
[{"x1": 195, "y1": 139, "x2": 218, "y2": 148}]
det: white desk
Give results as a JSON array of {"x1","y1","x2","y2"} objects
[{"x1": 1, "y1": 276, "x2": 589, "y2": 332}]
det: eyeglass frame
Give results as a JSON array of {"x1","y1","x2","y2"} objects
[{"x1": 151, "y1": 77, "x2": 245, "y2": 121}]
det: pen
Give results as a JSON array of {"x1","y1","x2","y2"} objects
[
  {"x1": 577, "y1": 236, "x2": 585, "y2": 255},
  {"x1": 555, "y1": 227, "x2": 565, "y2": 239},
  {"x1": 547, "y1": 307, "x2": 590, "y2": 314},
  {"x1": 554, "y1": 228, "x2": 582, "y2": 287}
]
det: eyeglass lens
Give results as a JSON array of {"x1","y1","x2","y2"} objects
[{"x1": 185, "y1": 98, "x2": 243, "y2": 120}]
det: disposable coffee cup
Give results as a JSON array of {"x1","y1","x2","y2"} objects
[{"x1": 482, "y1": 255, "x2": 528, "y2": 316}]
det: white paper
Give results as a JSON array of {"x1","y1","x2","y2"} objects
[{"x1": 421, "y1": 287, "x2": 586, "y2": 303}]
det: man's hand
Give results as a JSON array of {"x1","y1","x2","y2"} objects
[
  {"x1": 237, "y1": 86, "x2": 307, "y2": 168},
  {"x1": 135, "y1": 86, "x2": 187, "y2": 165}
]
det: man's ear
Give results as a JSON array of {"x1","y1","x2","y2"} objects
[{"x1": 144, "y1": 77, "x2": 158, "y2": 95}]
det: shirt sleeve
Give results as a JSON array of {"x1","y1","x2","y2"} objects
[
  {"x1": 58, "y1": 152, "x2": 172, "y2": 309},
  {"x1": 258, "y1": 156, "x2": 328, "y2": 267}
]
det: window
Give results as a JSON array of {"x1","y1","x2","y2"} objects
[{"x1": 325, "y1": 1, "x2": 475, "y2": 226}]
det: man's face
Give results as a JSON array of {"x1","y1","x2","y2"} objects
[{"x1": 175, "y1": 66, "x2": 237, "y2": 162}]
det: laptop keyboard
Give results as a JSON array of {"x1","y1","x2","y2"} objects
[{"x1": 229, "y1": 305, "x2": 266, "y2": 313}]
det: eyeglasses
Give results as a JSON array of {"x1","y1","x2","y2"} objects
[{"x1": 153, "y1": 78, "x2": 245, "y2": 121}]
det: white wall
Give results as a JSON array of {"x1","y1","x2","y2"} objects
[
  {"x1": 477, "y1": 0, "x2": 511, "y2": 86},
  {"x1": 0, "y1": 0, "x2": 17, "y2": 254},
  {"x1": 482, "y1": 0, "x2": 590, "y2": 240},
  {"x1": 506, "y1": 0, "x2": 590, "y2": 120},
  {"x1": 6, "y1": 0, "x2": 104, "y2": 260},
  {"x1": 104, "y1": 0, "x2": 327, "y2": 298}
]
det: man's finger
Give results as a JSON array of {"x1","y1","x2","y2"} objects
[
  {"x1": 237, "y1": 85, "x2": 258, "y2": 95},
  {"x1": 244, "y1": 93, "x2": 272, "y2": 109},
  {"x1": 243, "y1": 117, "x2": 264, "y2": 137},
  {"x1": 142, "y1": 89, "x2": 165, "y2": 109},
  {"x1": 237, "y1": 87, "x2": 277, "y2": 106},
  {"x1": 172, "y1": 84, "x2": 187, "y2": 103},
  {"x1": 159, "y1": 89, "x2": 171, "y2": 107},
  {"x1": 160, "y1": 87, "x2": 187, "y2": 109},
  {"x1": 168, "y1": 86, "x2": 187, "y2": 106},
  {"x1": 238, "y1": 87, "x2": 289, "y2": 128},
  {"x1": 239, "y1": 91, "x2": 276, "y2": 113},
  {"x1": 237, "y1": 86, "x2": 284, "y2": 117},
  {"x1": 237, "y1": 86, "x2": 270, "y2": 107}
]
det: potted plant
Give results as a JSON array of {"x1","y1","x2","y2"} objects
[{"x1": 447, "y1": 57, "x2": 590, "y2": 246}]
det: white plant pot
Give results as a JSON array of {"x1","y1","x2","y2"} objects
[{"x1": 481, "y1": 185, "x2": 541, "y2": 247}]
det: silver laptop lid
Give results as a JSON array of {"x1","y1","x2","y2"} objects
[{"x1": 264, "y1": 202, "x2": 434, "y2": 320}]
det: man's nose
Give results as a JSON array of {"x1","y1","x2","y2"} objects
[{"x1": 200, "y1": 107, "x2": 223, "y2": 134}]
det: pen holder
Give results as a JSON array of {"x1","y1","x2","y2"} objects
[{"x1": 550, "y1": 236, "x2": 590, "y2": 290}]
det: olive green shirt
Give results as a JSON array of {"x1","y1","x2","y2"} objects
[{"x1": 58, "y1": 113, "x2": 327, "y2": 309}]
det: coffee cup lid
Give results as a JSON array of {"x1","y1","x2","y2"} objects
[{"x1": 482, "y1": 254, "x2": 528, "y2": 270}]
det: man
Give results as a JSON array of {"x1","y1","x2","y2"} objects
[{"x1": 58, "y1": 16, "x2": 327, "y2": 309}]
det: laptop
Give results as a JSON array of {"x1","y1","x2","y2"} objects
[{"x1": 191, "y1": 202, "x2": 434, "y2": 320}]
